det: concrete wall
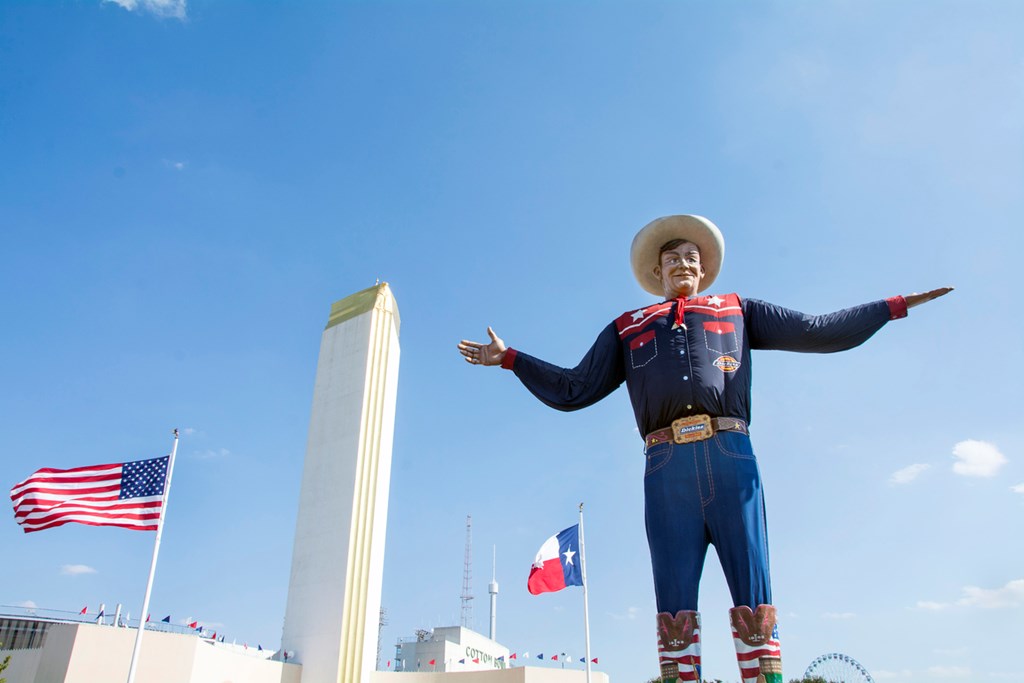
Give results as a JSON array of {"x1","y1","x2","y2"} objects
[
  {"x1": 372, "y1": 666, "x2": 609, "y2": 683},
  {"x1": 0, "y1": 622, "x2": 301, "y2": 683}
]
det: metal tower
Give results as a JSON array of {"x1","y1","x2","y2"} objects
[
  {"x1": 461, "y1": 515, "x2": 474, "y2": 628},
  {"x1": 376, "y1": 607, "x2": 387, "y2": 671}
]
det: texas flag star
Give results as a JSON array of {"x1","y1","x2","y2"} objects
[
  {"x1": 631, "y1": 309, "x2": 645, "y2": 322},
  {"x1": 707, "y1": 295, "x2": 725, "y2": 307},
  {"x1": 562, "y1": 547, "x2": 576, "y2": 566}
]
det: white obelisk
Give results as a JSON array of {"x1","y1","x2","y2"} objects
[{"x1": 281, "y1": 283, "x2": 401, "y2": 683}]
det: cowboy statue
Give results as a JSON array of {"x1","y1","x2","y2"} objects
[{"x1": 458, "y1": 215, "x2": 951, "y2": 683}]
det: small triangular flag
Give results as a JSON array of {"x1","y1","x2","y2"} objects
[{"x1": 161, "y1": 615, "x2": 171, "y2": 623}]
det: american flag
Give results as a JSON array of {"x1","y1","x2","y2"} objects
[{"x1": 10, "y1": 456, "x2": 169, "y2": 533}]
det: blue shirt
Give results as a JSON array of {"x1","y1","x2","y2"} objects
[{"x1": 502, "y1": 293, "x2": 905, "y2": 437}]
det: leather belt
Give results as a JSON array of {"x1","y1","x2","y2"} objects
[{"x1": 645, "y1": 415, "x2": 748, "y2": 448}]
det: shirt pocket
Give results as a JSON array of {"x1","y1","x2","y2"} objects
[
  {"x1": 703, "y1": 321, "x2": 739, "y2": 355},
  {"x1": 630, "y1": 330, "x2": 658, "y2": 368}
]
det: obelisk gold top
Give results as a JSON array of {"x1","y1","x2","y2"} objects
[{"x1": 325, "y1": 282, "x2": 401, "y2": 333}]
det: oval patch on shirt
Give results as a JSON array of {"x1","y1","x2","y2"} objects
[{"x1": 713, "y1": 355, "x2": 741, "y2": 372}]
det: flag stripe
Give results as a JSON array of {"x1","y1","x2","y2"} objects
[
  {"x1": 12, "y1": 482, "x2": 123, "y2": 498},
  {"x1": 19, "y1": 506, "x2": 163, "y2": 527},
  {"x1": 20, "y1": 517, "x2": 161, "y2": 532},
  {"x1": 16, "y1": 495, "x2": 163, "y2": 512},
  {"x1": 14, "y1": 494, "x2": 125, "y2": 514},
  {"x1": 11, "y1": 462, "x2": 122, "y2": 480}
]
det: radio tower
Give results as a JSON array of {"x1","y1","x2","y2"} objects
[
  {"x1": 461, "y1": 515, "x2": 474, "y2": 628},
  {"x1": 376, "y1": 607, "x2": 387, "y2": 671}
]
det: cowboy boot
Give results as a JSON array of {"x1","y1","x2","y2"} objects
[
  {"x1": 729, "y1": 604, "x2": 782, "y2": 683},
  {"x1": 656, "y1": 610, "x2": 701, "y2": 682}
]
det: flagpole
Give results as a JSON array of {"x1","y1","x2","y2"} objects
[
  {"x1": 126, "y1": 428, "x2": 180, "y2": 683},
  {"x1": 579, "y1": 502, "x2": 593, "y2": 683}
]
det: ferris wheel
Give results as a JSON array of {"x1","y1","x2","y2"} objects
[{"x1": 804, "y1": 652, "x2": 874, "y2": 682}]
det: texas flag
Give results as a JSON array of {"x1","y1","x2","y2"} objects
[{"x1": 528, "y1": 524, "x2": 583, "y2": 595}]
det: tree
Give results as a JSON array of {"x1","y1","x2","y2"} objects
[{"x1": 0, "y1": 641, "x2": 11, "y2": 683}]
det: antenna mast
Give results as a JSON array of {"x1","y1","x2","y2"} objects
[
  {"x1": 461, "y1": 515, "x2": 474, "y2": 628},
  {"x1": 488, "y1": 545, "x2": 499, "y2": 641}
]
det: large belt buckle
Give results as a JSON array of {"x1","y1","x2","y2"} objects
[{"x1": 671, "y1": 414, "x2": 713, "y2": 444}]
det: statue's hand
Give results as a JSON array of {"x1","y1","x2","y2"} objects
[
  {"x1": 457, "y1": 327, "x2": 507, "y2": 366},
  {"x1": 905, "y1": 286, "x2": 954, "y2": 309}
]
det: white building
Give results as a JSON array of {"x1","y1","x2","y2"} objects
[
  {"x1": 281, "y1": 283, "x2": 401, "y2": 683},
  {"x1": 0, "y1": 617, "x2": 300, "y2": 683},
  {"x1": 396, "y1": 626, "x2": 510, "y2": 673}
]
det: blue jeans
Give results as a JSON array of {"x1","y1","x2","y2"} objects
[{"x1": 644, "y1": 431, "x2": 772, "y2": 612}]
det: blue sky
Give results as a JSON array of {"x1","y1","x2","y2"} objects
[{"x1": 1, "y1": 1, "x2": 1020, "y2": 681}]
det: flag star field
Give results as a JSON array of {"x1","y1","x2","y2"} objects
[{"x1": 119, "y1": 457, "x2": 169, "y2": 500}]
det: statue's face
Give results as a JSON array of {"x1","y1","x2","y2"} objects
[{"x1": 653, "y1": 241, "x2": 704, "y2": 299}]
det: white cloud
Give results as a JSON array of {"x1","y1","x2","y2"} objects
[
  {"x1": 182, "y1": 427, "x2": 197, "y2": 436},
  {"x1": 918, "y1": 579, "x2": 1024, "y2": 610},
  {"x1": 926, "y1": 665, "x2": 971, "y2": 678},
  {"x1": 15, "y1": 600, "x2": 38, "y2": 609},
  {"x1": 609, "y1": 606, "x2": 641, "y2": 620},
  {"x1": 162, "y1": 159, "x2": 187, "y2": 171},
  {"x1": 951, "y1": 440, "x2": 1007, "y2": 477},
  {"x1": 889, "y1": 463, "x2": 930, "y2": 484},
  {"x1": 821, "y1": 611, "x2": 855, "y2": 619},
  {"x1": 956, "y1": 579, "x2": 1024, "y2": 609},
  {"x1": 103, "y1": 0, "x2": 186, "y2": 19},
  {"x1": 1011, "y1": 483, "x2": 1024, "y2": 493},
  {"x1": 192, "y1": 448, "x2": 231, "y2": 460},
  {"x1": 61, "y1": 564, "x2": 97, "y2": 576}
]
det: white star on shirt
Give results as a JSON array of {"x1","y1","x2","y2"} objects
[
  {"x1": 562, "y1": 547, "x2": 576, "y2": 566},
  {"x1": 631, "y1": 309, "x2": 644, "y2": 321},
  {"x1": 707, "y1": 295, "x2": 725, "y2": 307}
]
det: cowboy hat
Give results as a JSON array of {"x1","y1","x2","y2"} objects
[{"x1": 630, "y1": 215, "x2": 725, "y2": 296}]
